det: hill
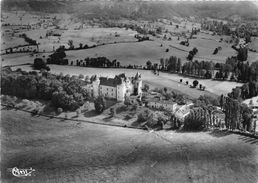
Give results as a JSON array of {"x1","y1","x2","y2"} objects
[{"x1": 2, "y1": 0, "x2": 258, "y2": 21}]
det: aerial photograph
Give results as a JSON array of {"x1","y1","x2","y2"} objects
[{"x1": 0, "y1": 0, "x2": 258, "y2": 182}]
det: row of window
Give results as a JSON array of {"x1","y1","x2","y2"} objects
[{"x1": 99, "y1": 86, "x2": 115, "y2": 92}]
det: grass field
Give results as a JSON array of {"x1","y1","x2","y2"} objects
[{"x1": 1, "y1": 109, "x2": 258, "y2": 183}]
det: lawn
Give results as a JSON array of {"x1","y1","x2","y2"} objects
[{"x1": 1, "y1": 109, "x2": 258, "y2": 183}]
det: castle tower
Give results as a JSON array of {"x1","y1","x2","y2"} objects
[
  {"x1": 134, "y1": 72, "x2": 142, "y2": 95},
  {"x1": 117, "y1": 78, "x2": 126, "y2": 102},
  {"x1": 92, "y1": 75, "x2": 100, "y2": 98}
]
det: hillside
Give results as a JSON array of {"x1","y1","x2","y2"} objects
[
  {"x1": 2, "y1": 0, "x2": 258, "y2": 21},
  {"x1": 2, "y1": 108, "x2": 258, "y2": 183}
]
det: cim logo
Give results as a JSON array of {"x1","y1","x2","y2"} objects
[{"x1": 9, "y1": 167, "x2": 35, "y2": 177}]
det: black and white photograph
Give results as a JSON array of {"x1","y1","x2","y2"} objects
[{"x1": 1, "y1": 0, "x2": 258, "y2": 182}]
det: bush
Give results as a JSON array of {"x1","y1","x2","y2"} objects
[
  {"x1": 57, "y1": 107, "x2": 63, "y2": 113},
  {"x1": 183, "y1": 108, "x2": 206, "y2": 131},
  {"x1": 76, "y1": 108, "x2": 81, "y2": 116},
  {"x1": 143, "y1": 84, "x2": 150, "y2": 92},
  {"x1": 137, "y1": 109, "x2": 152, "y2": 123},
  {"x1": 183, "y1": 117, "x2": 205, "y2": 131},
  {"x1": 110, "y1": 107, "x2": 116, "y2": 117}
]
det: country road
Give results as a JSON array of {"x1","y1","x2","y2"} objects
[{"x1": 1, "y1": 109, "x2": 258, "y2": 183}]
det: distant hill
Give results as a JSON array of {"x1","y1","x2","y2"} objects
[{"x1": 2, "y1": 0, "x2": 258, "y2": 21}]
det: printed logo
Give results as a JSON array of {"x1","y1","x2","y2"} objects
[{"x1": 8, "y1": 167, "x2": 35, "y2": 177}]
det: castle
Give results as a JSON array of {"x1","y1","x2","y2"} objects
[{"x1": 83, "y1": 72, "x2": 142, "y2": 101}]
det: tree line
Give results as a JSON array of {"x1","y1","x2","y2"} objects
[
  {"x1": 220, "y1": 95, "x2": 255, "y2": 132},
  {"x1": 19, "y1": 33, "x2": 37, "y2": 45}
]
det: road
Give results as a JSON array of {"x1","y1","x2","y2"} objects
[{"x1": 1, "y1": 109, "x2": 258, "y2": 183}]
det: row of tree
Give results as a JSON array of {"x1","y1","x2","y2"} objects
[
  {"x1": 220, "y1": 95, "x2": 254, "y2": 132},
  {"x1": 228, "y1": 81, "x2": 258, "y2": 100},
  {"x1": 19, "y1": 33, "x2": 37, "y2": 45}
]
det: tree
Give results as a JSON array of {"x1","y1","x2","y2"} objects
[
  {"x1": 164, "y1": 87, "x2": 167, "y2": 93},
  {"x1": 193, "y1": 80, "x2": 199, "y2": 88},
  {"x1": 94, "y1": 96, "x2": 106, "y2": 114},
  {"x1": 124, "y1": 96, "x2": 131, "y2": 107},
  {"x1": 143, "y1": 84, "x2": 150, "y2": 92},
  {"x1": 110, "y1": 107, "x2": 116, "y2": 117},
  {"x1": 146, "y1": 60, "x2": 152, "y2": 70},
  {"x1": 34, "y1": 58, "x2": 47, "y2": 70},
  {"x1": 213, "y1": 48, "x2": 218, "y2": 55},
  {"x1": 68, "y1": 40, "x2": 74, "y2": 50},
  {"x1": 137, "y1": 109, "x2": 152, "y2": 123},
  {"x1": 78, "y1": 74, "x2": 84, "y2": 79}
]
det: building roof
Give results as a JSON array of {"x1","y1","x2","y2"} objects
[
  {"x1": 94, "y1": 72, "x2": 141, "y2": 87},
  {"x1": 148, "y1": 98, "x2": 175, "y2": 105},
  {"x1": 99, "y1": 77, "x2": 122, "y2": 87},
  {"x1": 243, "y1": 96, "x2": 258, "y2": 108}
]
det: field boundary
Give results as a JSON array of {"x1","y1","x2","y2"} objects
[
  {"x1": 1, "y1": 103, "x2": 143, "y2": 130},
  {"x1": 1, "y1": 103, "x2": 257, "y2": 139}
]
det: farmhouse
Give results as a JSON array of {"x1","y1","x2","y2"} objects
[
  {"x1": 173, "y1": 103, "x2": 194, "y2": 122},
  {"x1": 243, "y1": 96, "x2": 258, "y2": 113},
  {"x1": 148, "y1": 98, "x2": 177, "y2": 112},
  {"x1": 83, "y1": 72, "x2": 142, "y2": 101}
]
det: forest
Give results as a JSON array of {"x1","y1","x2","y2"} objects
[{"x1": 1, "y1": 67, "x2": 91, "y2": 111}]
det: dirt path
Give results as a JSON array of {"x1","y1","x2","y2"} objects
[{"x1": 1, "y1": 109, "x2": 258, "y2": 183}]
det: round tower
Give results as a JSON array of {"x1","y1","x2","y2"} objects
[{"x1": 92, "y1": 75, "x2": 100, "y2": 98}]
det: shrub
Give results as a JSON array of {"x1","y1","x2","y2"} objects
[
  {"x1": 137, "y1": 109, "x2": 152, "y2": 123},
  {"x1": 78, "y1": 74, "x2": 84, "y2": 79},
  {"x1": 110, "y1": 107, "x2": 116, "y2": 117},
  {"x1": 76, "y1": 108, "x2": 81, "y2": 116},
  {"x1": 57, "y1": 107, "x2": 63, "y2": 113},
  {"x1": 143, "y1": 84, "x2": 150, "y2": 92},
  {"x1": 132, "y1": 104, "x2": 138, "y2": 111},
  {"x1": 183, "y1": 108, "x2": 206, "y2": 131},
  {"x1": 183, "y1": 117, "x2": 205, "y2": 131}
]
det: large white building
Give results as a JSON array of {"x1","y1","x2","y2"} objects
[{"x1": 83, "y1": 72, "x2": 142, "y2": 101}]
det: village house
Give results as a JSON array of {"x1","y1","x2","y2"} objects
[
  {"x1": 147, "y1": 98, "x2": 177, "y2": 112},
  {"x1": 173, "y1": 103, "x2": 194, "y2": 122},
  {"x1": 83, "y1": 72, "x2": 142, "y2": 102},
  {"x1": 243, "y1": 96, "x2": 258, "y2": 113}
]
